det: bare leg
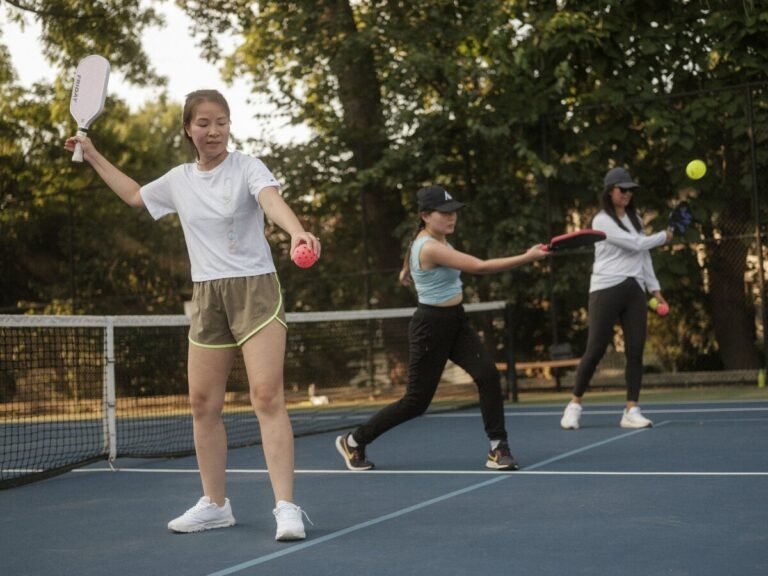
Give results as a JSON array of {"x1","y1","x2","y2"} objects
[
  {"x1": 241, "y1": 321, "x2": 295, "y2": 504},
  {"x1": 187, "y1": 344, "x2": 236, "y2": 506}
]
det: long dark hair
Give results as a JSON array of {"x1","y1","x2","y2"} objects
[
  {"x1": 399, "y1": 217, "x2": 428, "y2": 282},
  {"x1": 601, "y1": 186, "x2": 642, "y2": 232},
  {"x1": 182, "y1": 89, "x2": 231, "y2": 159}
]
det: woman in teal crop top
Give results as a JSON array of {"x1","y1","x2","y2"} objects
[
  {"x1": 335, "y1": 186, "x2": 547, "y2": 471},
  {"x1": 407, "y1": 234, "x2": 463, "y2": 305}
]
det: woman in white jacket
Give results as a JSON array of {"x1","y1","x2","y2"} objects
[{"x1": 560, "y1": 167, "x2": 673, "y2": 430}]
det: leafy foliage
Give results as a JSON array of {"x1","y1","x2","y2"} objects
[{"x1": 1, "y1": 0, "x2": 766, "y2": 369}]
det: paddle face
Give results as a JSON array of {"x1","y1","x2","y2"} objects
[
  {"x1": 545, "y1": 229, "x2": 606, "y2": 252},
  {"x1": 70, "y1": 55, "x2": 110, "y2": 162},
  {"x1": 668, "y1": 201, "x2": 693, "y2": 235}
]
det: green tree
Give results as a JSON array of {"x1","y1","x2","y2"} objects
[
  {"x1": 1, "y1": 0, "x2": 162, "y2": 84},
  {"x1": 2, "y1": 0, "x2": 766, "y2": 372},
  {"x1": 512, "y1": 1, "x2": 768, "y2": 369},
  {"x1": 1, "y1": 78, "x2": 191, "y2": 313},
  {"x1": 180, "y1": 0, "x2": 552, "y2": 308},
  {"x1": 181, "y1": 0, "x2": 766, "y2": 368},
  {"x1": 0, "y1": 0, "x2": 189, "y2": 313}
]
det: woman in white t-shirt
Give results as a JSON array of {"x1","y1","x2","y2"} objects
[
  {"x1": 560, "y1": 167, "x2": 674, "y2": 431},
  {"x1": 65, "y1": 90, "x2": 318, "y2": 541}
]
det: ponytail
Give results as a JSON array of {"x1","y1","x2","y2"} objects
[{"x1": 399, "y1": 219, "x2": 426, "y2": 284}]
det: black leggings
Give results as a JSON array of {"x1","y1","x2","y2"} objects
[
  {"x1": 352, "y1": 303, "x2": 507, "y2": 446},
  {"x1": 572, "y1": 278, "x2": 648, "y2": 402}
]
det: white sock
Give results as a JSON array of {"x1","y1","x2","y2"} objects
[
  {"x1": 490, "y1": 439, "x2": 501, "y2": 450},
  {"x1": 346, "y1": 433, "x2": 359, "y2": 447}
]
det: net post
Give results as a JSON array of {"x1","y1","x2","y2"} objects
[
  {"x1": 103, "y1": 317, "x2": 118, "y2": 464},
  {"x1": 504, "y1": 302, "x2": 518, "y2": 403}
]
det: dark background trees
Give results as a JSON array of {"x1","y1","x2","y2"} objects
[{"x1": 1, "y1": 0, "x2": 766, "y2": 370}]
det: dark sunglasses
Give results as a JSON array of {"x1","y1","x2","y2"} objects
[{"x1": 616, "y1": 187, "x2": 634, "y2": 194}]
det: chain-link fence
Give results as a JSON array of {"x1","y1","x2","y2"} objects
[{"x1": 528, "y1": 82, "x2": 767, "y2": 389}]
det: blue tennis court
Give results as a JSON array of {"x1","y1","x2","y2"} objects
[{"x1": 2, "y1": 398, "x2": 767, "y2": 576}]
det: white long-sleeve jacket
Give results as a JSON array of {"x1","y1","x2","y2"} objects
[{"x1": 589, "y1": 211, "x2": 667, "y2": 294}]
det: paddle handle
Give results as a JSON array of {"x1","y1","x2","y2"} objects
[{"x1": 72, "y1": 129, "x2": 87, "y2": 162}]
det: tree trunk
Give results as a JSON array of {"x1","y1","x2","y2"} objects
[
  {"x1": 322, "y1": 0, "x2": 406, "y2": 279},
  {"x1": 708, "y1": 235, "x2": 760, "y2": 369},
  {"x1": 707, "y1": 144, "x2": 760, "y2": 369}
]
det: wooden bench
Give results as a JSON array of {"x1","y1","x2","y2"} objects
[{"x1": 496, "y1": 359, "x2": 582, "y2": 372}]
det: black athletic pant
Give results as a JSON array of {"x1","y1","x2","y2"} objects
[
  {"x1": 352, "y1": 303, "x2": 507, "y2": 446},
  {"x1": 572, "y1": 278, "x2": 648, "y2": 402}
]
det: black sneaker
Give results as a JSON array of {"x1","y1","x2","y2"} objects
[
  {"x1": 335, "y1": 434, "x2": 374, "y2": 471},
  {"x1": 485, "y1": 441, "x2": 519, "y2": 470}
]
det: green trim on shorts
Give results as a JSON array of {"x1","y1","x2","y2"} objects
[
  {"x1": 187, "y1": 338, "x2": 240, "y2": 350},
  {"x1": 187, "y1": 275, "x2": 287, "y2": 349},
  {"x1": 235, "y1": 308, "x2": 287, "y2": 347}
]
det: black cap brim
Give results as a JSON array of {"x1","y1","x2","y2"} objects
[{"x1": 430, "y1": 200, "x2": 465, "y2": 212}]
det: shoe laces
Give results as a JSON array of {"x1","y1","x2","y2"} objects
[
  {"x1": 353, "y1": 445, "x2": 368, "y2": 460},
  {"x1": 274, "y1": 502, "x2": 314, "y2": 526},
  {"x1": 345, "y1": 437, "x2": 367, "y2": 461},
  {"x1": 182, "y1": 497, "x2": 217, "y2": 516}
]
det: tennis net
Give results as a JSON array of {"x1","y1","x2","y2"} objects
[{"x1": 0, "y1": 301, "x2": 509, "y2": 488}]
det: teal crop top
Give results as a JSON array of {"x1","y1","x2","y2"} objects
[{"x1": 409, "y1": 235, "x2": 463, "y2": 305}]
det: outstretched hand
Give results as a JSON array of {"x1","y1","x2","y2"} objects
[
  {"x1": 527, "y1": 243, "x2": 549, "y2": 261},
  {"x1": 668, "y1": 201, "x2": 693, "y2": 235},
  {"x1": 290, "y1": 231, "x2": 321, "y2": 260}
]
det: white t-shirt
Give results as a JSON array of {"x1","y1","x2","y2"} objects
[
  {"x1": 140, "y1": 151, "x2": 280, "y2": 282},
  {"x1": 589, "y1": 211, "x2": 667, "y2": 293}
]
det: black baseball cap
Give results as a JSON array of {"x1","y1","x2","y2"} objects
[
  {"x1": 603, "y1": 167, "x2": 640, "y2": 189},
  {"x1": 417, "y1": 186, "x2": 465, "y2": 212}
]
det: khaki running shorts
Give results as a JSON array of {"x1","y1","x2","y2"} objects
[{"x1": 187, "y1": 273, "x2": 286, "y2": 348}]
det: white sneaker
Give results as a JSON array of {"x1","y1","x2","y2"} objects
[
  {"x1": 167, "y1": 496, "x2": 236, "y2": 533},
  {"x1": 560, "y1": 402, "x2": 583, "y2": 430},
  {"x1": 620, "y1": 406, "x2": 653, "y2": 429},
  {"x1": 273, "y1": 500, "x2": 311, "y2": 541}
]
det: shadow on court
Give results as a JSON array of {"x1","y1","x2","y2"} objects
[{"x1": 2, "y1": 399, "x2": 767, "y2": 576}]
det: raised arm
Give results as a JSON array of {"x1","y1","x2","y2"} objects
[
  {"x1": 594, "y1": 213, "x2": 670, "y2": 252},
  {"x1": 64, "y1": 135, "x2": 144, "y2": 209}
]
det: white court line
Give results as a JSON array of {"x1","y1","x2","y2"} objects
[
  {"x1": 524, "y1": 423, "x2": 666, "y2": 469},
  {"x1": 205, "y1": 475, "x2": 510, "y2": 576},
  {"x1": 198, "y1": 425, "x2": 658, "y2": 576},
  {"x1": 58, "y1": 421, "x2": 767, "y2": 576},
  {"x1": 74, "y1": 428, "x2": 655, "y2": 476},
  {"x1": 72, "y1": 416, "x2": 767, "y2": 478},
  {"x1": 70, "y1": 468, "x2": 768, "y2": 477},
  {"x1": 428, "y1": 406, "x2": 768, "y2": 417},
  {"x1": 520, "y1": 471, "x2": 768, "y2": 476}
]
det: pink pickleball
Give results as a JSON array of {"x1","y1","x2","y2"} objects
[
  {"x1": 292, "y1": 244, "x2": 318, "y2": 268},
  {"x1": 656, "y1": 302, "x2": 670, "y2": 316}
]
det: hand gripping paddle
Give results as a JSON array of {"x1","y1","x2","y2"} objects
[{"x1": 69, "y1": 55, "x2": 110, "y2": 162}]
